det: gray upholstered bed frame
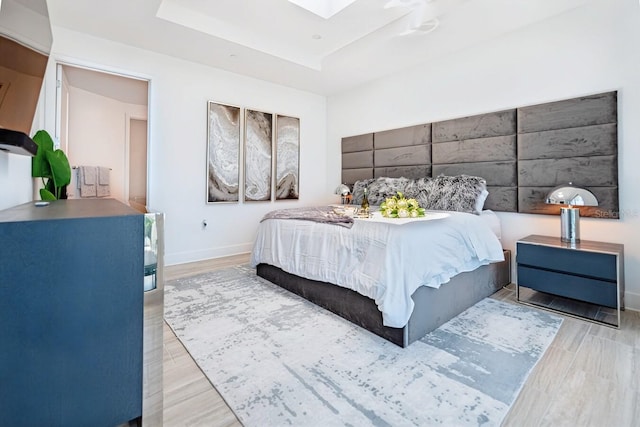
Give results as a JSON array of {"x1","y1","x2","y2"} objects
[{"x1": 257, "y1": 250, "x2": 510, "y2": 347}]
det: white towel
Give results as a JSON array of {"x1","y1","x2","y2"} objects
[
  {"x1": 98, "y1": 167, "x2": 110, "y2": 185},
  {"x1": 78, "y1": 166, "x2": 97, "y2": 197},
  {"x1": 97, "y1": 167, "x2": 111, "y2": 197}
]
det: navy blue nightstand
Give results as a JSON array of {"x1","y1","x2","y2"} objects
[{"x1": 516, "y1": 234, "x2": 624, "y2": 327}]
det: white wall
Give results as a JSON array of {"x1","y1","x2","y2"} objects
[
  {"x1": 0, "y1": 153, "x2": 32, "y2": 209},
  {"x1": 0, "y1": 0, "x2": 51, "y2": 210},
  {"x1": 42, "y1": 27, "x2": 327, "y2": 266},
  {"x1": 327, "y1": 0, "x2": 640, "y2": 310},
  {"x1": 0, "y1": 68, "x2": 47, "y2": 211},
  {"x1": 65, "y1": 85, "x2": 146, "y2": 203}
]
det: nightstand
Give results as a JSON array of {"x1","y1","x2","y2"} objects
[{"x1": 516, "y1": 234, "x2": 624, "y2": 327}]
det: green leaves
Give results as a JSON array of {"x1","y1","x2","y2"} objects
[
  {"x1": 39, "y1": 188, "x2": 57, "y2": 200},
  {"x1": 32, "y1": 130, "x2": 54, "y2": 179},
  {"x1": 31, "y1": 130, "x2": 71, "y2": 200},
  {"x1": 46, "y1": 149, "x2": 71, "y2": 189}
]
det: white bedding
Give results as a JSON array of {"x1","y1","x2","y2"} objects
[{"x1": 250, "y1": 210, "x2": 504, "y2": 328}]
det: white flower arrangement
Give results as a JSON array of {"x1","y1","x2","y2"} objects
[{"x1": 380, "y1": 192, "x2": 426, "y2": 218}]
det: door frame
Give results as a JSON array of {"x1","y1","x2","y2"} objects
[
  {"x1": 125, "y1": 114, "x2": 148, "y2": 204},
  {"x1": 53, "y1": 57, "x2": 151, "y2": 206}
]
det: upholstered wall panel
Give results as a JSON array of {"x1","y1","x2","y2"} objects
[
  {"x1": 517, "y1": 92, "x2": 617, "y2": 133},
  {"x1": 433, "y1": 160, "x2": 518, "y2": 213},
  {"x1": 342, "y1": 133, "x2": 373, "y2": 153},
  {"x1": 518, "y1": 156, "x2": 617, "y2": 187},
  {"x1": 431, "y1": 110, "x2": 518, "y2": 212},
  {"x1": 341, "y1": 91, "x2": 618, "y2": 218},
  {"x1": 432, "y1": 110, "x2": 516, "y2": 142},
  {"x1": 432, "y1": 135, "x2": 516, "y2": 164},
  {"x1": 342, "y1": 168, "x2": 373, "y2": 186},
  {"x1": 342, "y1": 133, "x2": 374, "y2": 186},
  {"x1": 432, "y1": 161, "x2": 517, "y2": 187},
  {"x1": 517, "y1": 91, "x2": 618, "y2": 217},
  {"x1": 374, "y1": 145, "x2": 430, "y2": 167},
  {"x1": 342, "y1": 151, "x2": 373, "y2": 169},
  {"x1": 374, "y1": 124, "x2": 430, "y2": 149},
  {"x1": 518, "y1": 124, "x2": 617, "y2": 160},
  {"x1": 485, "y1": 187, "x2": 518, "y2": 212},
  {"x1": 374, "y1": 166, "x2": 431, "y2": 179}
]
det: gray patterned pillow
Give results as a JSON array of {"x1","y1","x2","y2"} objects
[
  {"x1": 350, "y1": 178, "x2": 374, "y2": 205},
  {"x1": 415, "y1": 175, "x2": 487, "y2": 214},
  {"x1": 367, "y1": 177, "x2": 411, "y2": 205},
  {"x1": 403, "y1": 178, "x2": 423, "y2": 200}
]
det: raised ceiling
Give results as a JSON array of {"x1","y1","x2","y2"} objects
[{"x1": 46, "y1": 0, "x2": 592, "y2": 95}]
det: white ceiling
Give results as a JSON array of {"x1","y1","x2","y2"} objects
[
  {"x1": 46, "y1": 0, "x2": 592, "y2": 95},
  {"x1": 62, "y1": 65, "x2": 148, "y2": 106}
]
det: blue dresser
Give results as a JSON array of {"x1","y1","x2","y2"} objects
[{"x1": 0, "y1": 199, "x2": 144, "y2": 427}]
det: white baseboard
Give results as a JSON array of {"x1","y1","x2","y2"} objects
[
  {"x1": 165, "y1": 243, "x2": 253, "y2": 266},
  {"x1": 624, "y1": 291, "x2": 640, "y2": 312}
]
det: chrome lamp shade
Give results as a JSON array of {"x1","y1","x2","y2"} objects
[{"x1": 545, "y1": 183, "x2": 598, "y2": 244}]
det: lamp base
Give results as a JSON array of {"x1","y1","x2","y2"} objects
[{"x1": 560, "y1": 207, "x2": 580, "y2": 243}]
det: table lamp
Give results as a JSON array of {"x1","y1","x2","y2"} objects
[
  {"x1": 545, "y1": 183, "x2": 598, "y2": 244},
  {"x1": 334, "y1": 184, "x2": 351, "y2": 205}
]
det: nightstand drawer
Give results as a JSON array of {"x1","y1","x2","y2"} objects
[
  {"x1": 518, "y1": 265, "x2": 617, "y2": 308},
  {"x1": 517, "y1": 243, "x2": 617, "y2": 281}
]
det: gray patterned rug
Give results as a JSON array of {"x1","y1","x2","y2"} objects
[{"x1": 164, "y1": 265, "x2": 562, "y2": 427}]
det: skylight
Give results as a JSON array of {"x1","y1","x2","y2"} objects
[{"x1": 287, "y1": 0, "x2": 357, "y2": 19}]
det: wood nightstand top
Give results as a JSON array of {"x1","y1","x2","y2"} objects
[{"x1": 518, "y1": 234, "x2": 624, "y2": 255}]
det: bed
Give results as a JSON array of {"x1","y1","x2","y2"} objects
[
  {"x1": 250, "y1": 92, "x2": 618, "y2": 347},
  {"x1": 251, "y1": 191, "x2": 511, "y2": 347}
]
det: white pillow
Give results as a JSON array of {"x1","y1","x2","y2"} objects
[{"x1": 475, "y1": 188, "x2": 489, "y2": 214}]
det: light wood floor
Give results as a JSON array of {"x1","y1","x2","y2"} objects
[{"x1": 162, "y1": 255, "x2": 640, "y2": 427}]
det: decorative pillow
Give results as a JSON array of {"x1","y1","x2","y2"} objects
[
  {"x1": 350, "y1": 178, "x2": 374, "y2": 205},
  {"x1": 402, "y1": 177, "x2": 424, "y2": 200},
  {"x1": 415, "y1": 175, "x2": 487, "y2": 214},
  {"x1": 475, "y1": 188, "x2": 489, "y2": 213},
  {"x1": 366, "y1": 177, "x2": 411, "y2": 205}
]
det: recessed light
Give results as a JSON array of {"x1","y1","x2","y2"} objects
[{"x1": 312, "y1": 34, "x2": 322, "y2": 40}]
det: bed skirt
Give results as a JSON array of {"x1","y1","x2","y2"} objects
[{"x1": 256, "y1": 250, "x2": 511, "y2": 347}]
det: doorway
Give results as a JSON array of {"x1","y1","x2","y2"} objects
[{"x1": 56, "y1": 63, "x2": 149, "y2": 211}]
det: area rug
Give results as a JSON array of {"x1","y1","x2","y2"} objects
[{"x1": 164, "y1": 265, "x2": 562, "y2": 427}]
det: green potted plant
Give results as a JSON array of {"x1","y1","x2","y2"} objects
[{"x1": 31, "y1": 130, "x2": 71, "y2": 200}]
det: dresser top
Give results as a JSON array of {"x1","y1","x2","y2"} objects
[
  {"x1": 0, "y1": 199, "x2": 142, "y2": 223},
  {"x1": 518, "y1": 234, "x2": 624, "y2": 255}
]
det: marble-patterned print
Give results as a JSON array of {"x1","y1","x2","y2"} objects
[
  {"x1": 245, "y1": 110, "x2": 273, "y2": 201},
  {"x1": 207, "y1": 103, "x2": 240, "y2": 202},
  {"x1": 165, "y1": 266, "x2": 562, "y2": 427},
  {"x1": 275, "y1": 115, "x2": 299, "y2": 200}
]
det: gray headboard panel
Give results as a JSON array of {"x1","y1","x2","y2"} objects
[
  {"x1": 342, "y1": 133, "x2": 373, "y2": 184},
  {"x1": 516, "y1": 92, "x2": 618, "y2": 216},
  {"x1": 341, "y1": 91, "x2": 618, "y2": 218},
  {"x1": 432, "y1": 110, "x2": 518, "y2": 212}
]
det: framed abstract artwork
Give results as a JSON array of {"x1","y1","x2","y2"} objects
[
  {"x1": 207, "y1": 101, "x2": 241, "y2": 203},
  {"x1": 244, "y1": 109, "x2": 273, "y2": 202},
  {"x1": 275, "y1": 115, "x2": 300, "y2": 200}
]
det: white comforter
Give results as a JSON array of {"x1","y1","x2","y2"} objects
[{"x1": 250, "y1": 210, "x2": 504, "y2": 328}]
